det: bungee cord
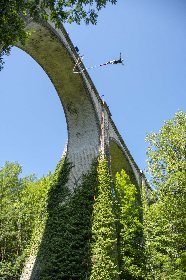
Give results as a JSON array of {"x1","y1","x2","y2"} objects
[{"x1": 73, "y1": 53, "x2": 124, "y2": 74}]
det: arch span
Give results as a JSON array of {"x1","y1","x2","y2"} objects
[
  {"x1": 109, "y1": 139, "x2": 138, "y2": 185},
  {"x1": 17, "y1": 18, "x2": 147, "y2": 280},
  {"x1": 17, "y1": 20, "x2": 101, "y2": 188},
  {"x1": 16, "y1": 18, "x2": 144, "y2": 189}
]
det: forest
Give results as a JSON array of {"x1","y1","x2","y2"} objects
[{"x1": 0, "y1": 111, "x2": 185, "y2": 279}]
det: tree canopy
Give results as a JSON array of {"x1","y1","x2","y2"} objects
[
  {"x1": 146, "y1": 111, "x2": 185, "y2": 194},
  {"x1": 144, "y1": 111, "x2": 186, "y2": 279},
  {"x1": 0, "y1": 161, "x2": 52, "y2": 280},
  {"x1": 0, "y1": 0, "x2": 117, "y2": 70},
  {"x1": 1, "y1": 109, "x2": 185, "y2": 279}
]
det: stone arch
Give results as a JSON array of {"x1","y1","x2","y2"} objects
[
  {"x1": 16, "y1": 19, "x2": 101, "y2": 188},
  {"x1": 109, "y1": 138, "x2": 138, "y2": 185},
  {"x1": 16, "y1": 18, "x2": 147, "y2": 280},
  {"x1": 15, "y1": 18, "x2": 144, "y2": 190}
]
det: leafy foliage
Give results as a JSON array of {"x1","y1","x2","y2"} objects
[
  {"x1": 0, "y1": 0, "x2": 117, "y2": 70},
  {"x1": 146, "y1": 111, "x2": 185, "y2": 193},
  {"x1": 114, "y1": 170, "x2": 144, "y2": 279},
  {"x1": 0, "y1": 157, "x2": 147, "y2": 279},
  {"x1": 45, "y1": 0, "x2": 118, "y2": 25},
  {"x1": 3, "y1": 113, "x2": 185, "y2": 280},
  {"x1": 36, "y1": 159, "x2": 98, "y2": 279},
  {"x1": 90, "y1": 157, "x2": 119, "y2": 280},
  {"x1": 0, "y1": 161, "x2": 52, "y2": 279},
  {"x1": 27, "y1": 156, "x2": 145, "y2": 280},
  {"x1": 0, "y1": 0, "x2": 31, "y2": 70},
  {"x1": 144, "y1": 111, "x2": 186, "y2": 279}
]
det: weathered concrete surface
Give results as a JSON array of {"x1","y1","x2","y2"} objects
[
  {"x1": 18, "y1": 18, "x2": 147, "y2": 280},
  {"x1": 18, "y1": 20, "x2": 100, "y2": 189},
  {"x1": 17, "y1": 18, "x2": 144, "y2": 187}
]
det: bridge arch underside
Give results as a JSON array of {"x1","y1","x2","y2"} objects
[
  {"x1": 110, "y1": 140, "x2": 138, "y2": 186},
  {"x1": 16, "y1": 21, "x2": 100, "y2": 186}
]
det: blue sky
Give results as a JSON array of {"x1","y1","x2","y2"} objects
[{"x1": 0, "y1": 0, "x2": 186, "y2": 177}]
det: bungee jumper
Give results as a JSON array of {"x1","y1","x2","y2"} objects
[
  {"x1": 73, "y1": 53, "x2": 124, "y2": 74},
  {"x1": 100, "y1": 53, "x2": 124, "y2": 66}
]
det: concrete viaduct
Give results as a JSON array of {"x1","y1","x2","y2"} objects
[
  {"x1": 17, "y1": 17, "x2": 145, "y2": 189},
  {"x1": 16, "y1": 16, "x2": 148, "y2": 279}
]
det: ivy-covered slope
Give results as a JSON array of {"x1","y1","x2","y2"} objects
[
  {"x1": 90, "y1": 157, "x2": 119, "y2": 280},
  {"x1": 115, "y1": 170, "x2": 145, "y2": 279},
  {"x1": 30, "y1": 156, "x2": 144, "y2": 280},
  {"x1": 0, "y1": 156, "x2": 145, "y2": 280},
  {"x1": 1, "y1": 112, "x2": 185, "y2": 280},
  {"x1": 33, "y1": 158, "x2": 98, "y2": 280}
]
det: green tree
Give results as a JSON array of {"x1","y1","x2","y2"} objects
[
  {"x1": 36, "y1": 158, "x2": 98, "y2": 280},
  {"x1": 115, "y1": 170, "x2": 144, "y2": 279},
  {"x1": 0, "y1": 162, "x2": 23, "y2": 279},
  {"x1": 90, "y1": 156, "x2": 119, "y2": 280},
  {"x1": 0, "y1": 161, "x2": 52, "y2": 280},
  {"x1": 145, "y1": 111, "x2": 186, "y2": 279},
  {"x1": 0, "y1": 0, "x2": 117, "y2": 70},
  {"x1": 18, "y1": 171, "x2": 52, "y2": 257}
]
